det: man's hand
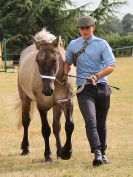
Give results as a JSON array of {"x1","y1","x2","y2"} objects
[
  {"x1": 86, "y1": 74, "x2": 99, "y2": 86},
  {"x1": 62, "y1": 73, "x2": 68, "y2": 82},
  {"x1": 63, "y1": 62, "x2": 71, "y2": 82},
  {"x1": 64, "y1": 62, "x2": 71, "y2": 74}
]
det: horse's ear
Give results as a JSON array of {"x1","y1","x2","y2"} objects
[
  {"x1": 32, "y1": 36, "x2": 42, "y2": 49},
  {"x1": 32, "y1": 36, "x2": 37, "y2": 44},
  {"x1": 52, "y1": 37, "x2": 59, "y2": 47},
  {"x1": 42, "y1": 40, "x2": 46, "y2": 46}
]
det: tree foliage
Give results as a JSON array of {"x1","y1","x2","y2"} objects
[
  {"x1": 91, "y1": 0, "x2": 128, "y2": 34},
  {"x1": 92, "y1": 0, "x2": 127, "y2": 22},
  {"x1": 122, "y1": 13, "x2": 133, "y2": 34},
  {"x1": 99, "y1": 16, "x2": 124, "y2": 35},
  {"x1": 97, "y1": 13, "x2": 133, "y2": 36},
  {"x1": 0, "y1": 0, "x2": 128, "y2": 53},
  {"x1": 0, "y1": 0, "x2": 85, "y2": 52}
]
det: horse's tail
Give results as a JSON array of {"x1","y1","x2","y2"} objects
[{"x1": 9, "y1": 92, "x2": 36, "y2": 129}]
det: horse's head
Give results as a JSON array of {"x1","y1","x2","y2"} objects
[{"x1": 33, "y1": 37, "x2": 60, "y2": 96}]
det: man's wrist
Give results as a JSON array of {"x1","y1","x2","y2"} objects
[
  {"x1": 63, "y1": 73, "x2": 68, "y2": 75},
  {"x1": 95, "y1": 73, "x2": 99, "y2": 80}
]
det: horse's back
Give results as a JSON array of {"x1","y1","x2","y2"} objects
[
  {"x1": 19, "y1": 45, "x2": 38, "y2": 100},
  {"x1": 20, "y1": 45, "x2": 36, "y2": 62}
]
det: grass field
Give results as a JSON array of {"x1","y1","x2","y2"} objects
[{"x1": 0, "y1": 57, "x2": 133, "y2": 177}]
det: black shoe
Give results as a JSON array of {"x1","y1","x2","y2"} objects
[
  {"x1": 102, "y1": 155, "x2": 109, "y2": 164},
  {"x1": 93, "y1": 149, "x2": 103, "y2": 167}
]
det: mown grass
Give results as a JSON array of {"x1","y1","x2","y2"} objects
[{"x1": 0, "y1": 57, "x2": 133, "y2": 177}]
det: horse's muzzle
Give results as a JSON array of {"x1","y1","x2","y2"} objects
[{"x1": 42, "y1": 88, "x2": 54, "y2": 96}]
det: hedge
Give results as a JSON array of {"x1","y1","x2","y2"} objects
[{"x1": 101, "y1": 33, "x2": 133, "y2": 57}]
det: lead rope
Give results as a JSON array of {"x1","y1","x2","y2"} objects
[
  {"x1": 55, "y1": 78, "x2": 65, "y2": 85},
  {"x1": 41, "y1": 75, "x2": 119, "y2": 104},
  {"x1": 57, "y1": 79, "x2": 87, "y2": 103},
  {"x1": 40, "y1": 68, "x2": 88, "y2": 103},
  {"x1": 40, "y1": 75, "x2": 83, "y2": 103},
  {"x1": 56, "y1": 73, "x2": 120, "y2": 103},
  {"x1": 67, "y1": 74, "x2": 120, "y2": 90}
]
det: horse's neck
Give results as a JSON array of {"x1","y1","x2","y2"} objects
[
  {"x1": 56, "y1": 57, "x2": 64, "y2": 81},
  {"x1": 58, "y1": 46, "x2": 65, "y2": 61},
  {"x1": 56, "y1": 46, "x2": 65, "y2": 81}
]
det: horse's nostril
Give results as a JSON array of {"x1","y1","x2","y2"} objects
[
  {"x1": 50, "y1": 89, "x2": 53, "y2": 94},
  {"x1": 42, "y1": 89, "x2": 53, "y2": 96}
]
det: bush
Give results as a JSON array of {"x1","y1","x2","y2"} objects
[{"x1": 100, "y1": 33, "x2": 133, "y2": 57}]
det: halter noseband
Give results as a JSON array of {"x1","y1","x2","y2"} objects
[{"x1": 40, "y1": 75, "x2": 56, "y2": 80}]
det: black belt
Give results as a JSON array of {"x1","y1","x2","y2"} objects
[{"x1": 77, "y1": 83, "x2": 107, "y2": 89}]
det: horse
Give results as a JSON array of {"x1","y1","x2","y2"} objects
[{"x1": 16, "y1": 29, "x2": 75, "y2": 161}]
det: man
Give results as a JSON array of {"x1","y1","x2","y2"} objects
[{"x1": 63, "y1": 16, "x2": 115, "y2": 166}]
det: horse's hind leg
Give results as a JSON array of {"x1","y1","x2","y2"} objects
[
  {"x1": 37, "y1": 105, "x2": 52, "y2": 161},
  {"x1": 53, "y1": 106, "x2": 62, "y2": 158},
  {"x1": 61, "y1": 101, "x2": 74, "y2": 160},
  {"x1": 20, "y1": 92, "x2": 31, "y2": 155}
]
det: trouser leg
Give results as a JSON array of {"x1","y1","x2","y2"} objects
[
  {"x1": 96, "y1": 95, "x2": 110, "y2": 154},
  {"x1": 77, "y1": 92, "x2": 101, "y2": 152}
]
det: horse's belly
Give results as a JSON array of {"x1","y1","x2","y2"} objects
[{"x1": 19, "y1": 75, "x2": 36, "y2": 100}]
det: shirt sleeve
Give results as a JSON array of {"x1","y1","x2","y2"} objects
[
  {"x1": 102, "y1": 41, "x2": 115, "y2": 67},
  {"x1": 65, "y1": 41, "x2": 74, "y2": 65}
]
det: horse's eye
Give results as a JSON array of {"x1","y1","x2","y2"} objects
[{"x1": 53, "y1": 59, "x2": 57, "y2": 64}]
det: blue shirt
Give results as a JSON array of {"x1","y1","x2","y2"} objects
[{"x1": 65, "y1": 35, "x2": 115, "y2": 86}]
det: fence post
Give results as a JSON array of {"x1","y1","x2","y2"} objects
[
  {"x1": 65, "y1": 34, "x2": 69, "y2": 48},
  {"x1": 3, "y1": 38, "x2": 7, "y2": 72},
  {"x1": 0, "y1": 41, "x2": 2, "y2": 67}
]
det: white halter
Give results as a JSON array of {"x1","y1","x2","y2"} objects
[{"x1": 40, "y1": 75, "x2": 56, "y2": 80}]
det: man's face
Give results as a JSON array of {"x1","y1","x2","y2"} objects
[{"x1": 79, "y1": 25, "x2": 95, "y2": 40}]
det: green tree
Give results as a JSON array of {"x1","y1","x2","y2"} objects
[
  {"x1": 91, "y1": 0, "x2": 127, "y2": 35},
  {"x1": 122, "y1": 13, "x2": 133, "y2": 34},
  {"x1": 92, "y1": 0, "x2": 127, "y2": 22},
  {"x1": 0, "y1": 0, "x2": 85, "y2": 53},
  {"x1": 0, "y1": 0, "x2": 37, "y2": 52},
  {"x1": 0, "y1": 0, "x2": 128, "y2": 53},
  {"x1": 99, "y1": 16, "x2": 124, "y2": 35}
]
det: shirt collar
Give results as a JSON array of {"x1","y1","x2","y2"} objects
[{"x1": 82, "y1": 35, "x2": 95, "y2": 44}]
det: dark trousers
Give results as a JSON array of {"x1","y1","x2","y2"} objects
[{"x1": 77, "y1": 83, "x2": 111, "y2": 153}]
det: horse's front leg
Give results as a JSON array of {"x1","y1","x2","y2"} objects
[
  {"x1": 37, "y1": 106, "x2": 52, "y2": 162},
  {"x1": 53, "y1": 106, "x2": 62, "y2": 158},
  {"x1": 61, "y1": 100, "x2": 74, "y2": 160},
  {"x1": 21, "y1": 97, "x2": 31, "y2": 155}
]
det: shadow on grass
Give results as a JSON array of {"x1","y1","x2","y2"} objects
[{"x1": 0, "y1": 152, "x2": 93, "y2": 175}]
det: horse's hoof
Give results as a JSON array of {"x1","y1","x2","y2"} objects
[
  {"x1": 45, "y1": 154, "x2": 53, "y2": 162},
  {"x1": 60, "y1": 147, "x2": 72, "y2": 160},
  {"x1": 56, "y1": 150, "x2": 62, "y2": 159},
  {"x1": 45, "y1": 157, "x2": 53, "y2": 162},
  {"x1": 57, "y1": 156, "x2": 61, "y2": 159},
  {"x1": 57, "y1": 154, "x2": 61, "y2": 159},
  {"x1": 21, "y1": 150, "x2": 30, "y2": 156}
]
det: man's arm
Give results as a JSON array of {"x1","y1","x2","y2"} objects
[
  {"x1": 62, "y1": 62, "x2": 71, "y2": 82},
  {"x1": 87, "y1": 65, "x2": 115, "y2": 85},
  {"x1": 64, "y1": 61, "x2": 71, "y2": 74},
  {"x1": 95, "y1": 65, "x2": 115, "y2": 79}
]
